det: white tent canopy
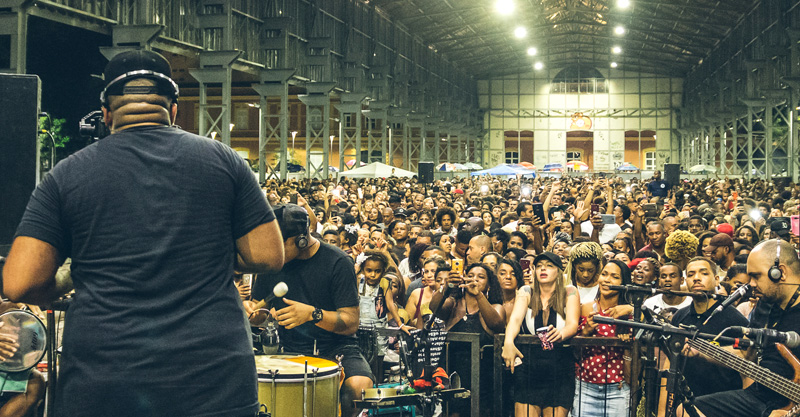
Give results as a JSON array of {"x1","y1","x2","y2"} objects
[{"x1": 338, "y1": 162, "x2": 417, "y2": 178}]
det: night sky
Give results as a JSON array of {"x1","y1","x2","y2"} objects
[{"x1": 26, "y1": 16, "x2": 111, "y2": 157}]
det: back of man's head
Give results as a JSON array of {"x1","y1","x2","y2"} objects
[{"x1": 101, "y1": 50, "x2": 179, "y2": 131}]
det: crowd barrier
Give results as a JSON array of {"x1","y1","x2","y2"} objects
[
  {"x1": 492, "y1": 334, "x2": 636, "y2": 417},
  {"x1": 366, "y1": 329, "x2": 640, "y2": 417}
]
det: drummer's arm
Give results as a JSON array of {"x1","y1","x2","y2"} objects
[
  {"x1": 317, "y1": 306, "x2": 359, "y2": 336},
  {"x1": 3, "y1": 237, "x2": 72, "y2": 305}
]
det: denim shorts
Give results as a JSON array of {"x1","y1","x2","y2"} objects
[{"x1": 572, "y1": 378, "x2": 630, "y2": 417}]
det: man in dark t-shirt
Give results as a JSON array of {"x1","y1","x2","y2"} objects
[
  {"x1": 248, "y1": 204, "x2": 373, "y2": 417},
  {"x1": 685, "y1": 240, "x2": 800, "y2": 417},
  {"x1": 646, "y1": 170, "x2": 670, "y2": 197},
  {"x1": 672, "y1": 257, "x2": 748, "y2": 398},
  {"x1": 3, "y1": 50, "x2": 285, "y2": 417}
]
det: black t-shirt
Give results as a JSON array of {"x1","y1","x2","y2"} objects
[
  {"x1": 253, "y1": 242, "x2": 358, "y2": 353},
  {"x1": 746, "y1": 299, "x2": 800, "y2": 408},
  {"x1": 672, "y1": 301, "x2": 749, "y2": 398},
  {"x1": 15, "y1": 126, "x2": 273, "y2": 417},
  {"x1": 647, "y1": 179, "x2": 670, "y2": 197}
]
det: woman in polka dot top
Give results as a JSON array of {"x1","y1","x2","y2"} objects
[{"x1": 573, "y1": 259, "x2": 634, "y2": 417}]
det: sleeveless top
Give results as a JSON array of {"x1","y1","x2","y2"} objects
[{"x1": 577, "y1": 302, "x2": 628, "y2": 384}]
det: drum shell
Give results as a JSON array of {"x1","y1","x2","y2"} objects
[{"x1": 256, "y1": 355, "x2": 340, "y2": 417}]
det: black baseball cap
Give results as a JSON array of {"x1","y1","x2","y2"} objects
[
  {"x1": 533, "y1": 251, "x2": 563, "y2": 270},
  {"x1": 101, "y1": 49, "x2": 179, "y2": 105},
  {"x1": 273, "y1": 204, "x2": 309, "y2": 239},
  {"x1": 771, "y1": 217, "x2": 791, "y2": 237}
]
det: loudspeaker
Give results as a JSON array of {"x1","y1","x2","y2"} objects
[
  {"x1": 418, "y1": 161, "x2": 434, "y2": 183},
  {"x1": 0, "y1": 74, "x2": 40, "y2": 256},
  {"x1": 664, "y1": 164, "x2": 680, "y2": 187}
]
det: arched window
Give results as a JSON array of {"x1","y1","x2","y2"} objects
[{"x1": 551, "y1": 65, "x2": 608, "y2": 94}]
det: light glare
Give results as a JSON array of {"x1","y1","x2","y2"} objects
[
  {"x1": 612, "y1": 46, "x2": 622, "y2": 54},
  {"x1": 614, "y1": 25, "x2": 626, "y2": 35},
  {"x1": 610, "y1": 62, "x2": 618, "y2": 68},
  {"x1": 527, "y1": 47, "x2": 538, "y2": 56},
  {"x1": 534, "y1": 62, "x2": 544, "y2": 70},
  {"x1": 617, "y1": 0, "x2": 631, "y2": 8},
  {"x1": 495, "y1": 0, "x2": 515, "y2": 15},
  {"x1": 514, "y1": 27, "x2": 527, "y2": 39}
]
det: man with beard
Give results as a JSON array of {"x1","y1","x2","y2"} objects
[
  {"x1": 702, "y1": 233, "x2": 735, "y2": 277},
  {"x1": 684, "y1": 240, "x2": 800, "y2": 416}
]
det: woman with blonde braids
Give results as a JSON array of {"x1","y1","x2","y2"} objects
[{"x1": 564, "y1": 242, "x2": 606, "y2": 304}]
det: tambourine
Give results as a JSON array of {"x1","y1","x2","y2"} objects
[{"x1": 0, "y1": 310, "x2": 47, "y2": 373}]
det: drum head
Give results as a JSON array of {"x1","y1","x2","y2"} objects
[
  {"x1": 255, "y1": 355, "x2": 339, "y2": 380},
  {"x1": 0, "y1": 310, "x2": 46, "y2": 373}
]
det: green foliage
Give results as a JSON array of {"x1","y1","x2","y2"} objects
[{"x1": 39, "y1": 116, "x2": 72, "y2": 170}]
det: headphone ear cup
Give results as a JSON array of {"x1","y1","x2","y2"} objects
[
  {"x1": 296, "y1": 234, "x2": 309, "y2": 250},
  {"x1": 769, "y1": 263, "x2": 782, "y2": 282}
]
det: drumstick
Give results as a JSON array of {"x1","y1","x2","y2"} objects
[{"x1": 251, "y1": 282, "x2": 289, "y2": 311}]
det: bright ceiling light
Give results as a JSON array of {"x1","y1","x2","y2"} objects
[
  {"x1": 534, "y1": 62, "x2": 544, "y2": 70},
  {"x1": 617, "y1": 0, "x2": 631, "y2": 8},
  {"x1": 610, "y1": 62, "x2": 618, "y2": 68},
  {"x1": 612, "y1": 46, "x2": 622, "y2": 54},
  {"x1": 495, "y1": 0, "x2": 515, "y2": 15},
  {"x1": 514, "y1": 26, "x2": 527, "y2": 39},
  {"x1": 527, "y1": 47, "x2": 538, "y2": 56},
  {"x1": 614, "y1": 25, "x2": 626, "y2": 35}
]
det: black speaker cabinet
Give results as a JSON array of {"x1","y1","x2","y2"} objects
[
  {"x1": 418, "y1": 161, "x2": 434, "y2": 183},
  {"x1": 664, "y1": 163, "x2": 680, "y2": 187},
  {"x1": 0, "y1": 74, "x2": 41, "y2": 255}
]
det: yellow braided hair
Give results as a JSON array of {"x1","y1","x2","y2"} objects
[{"x1": 563, "y1": 241, "x2": 605, "y2": 287}]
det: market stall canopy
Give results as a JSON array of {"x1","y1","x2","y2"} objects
[{"x1": 338, "y1": 162, "x2": 417, "y2": 178}]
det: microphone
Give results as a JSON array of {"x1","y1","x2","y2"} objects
[
  {"x1": 714, "y1": 284, "x2": 750, "y2": 314},
  {"x1": 701, "y1": 284, "x2": 750, "y2": 326},
  {"x1": 607, "y1": 284, "x2": 656, "y2": 294},
  {"x1": 728, "y1": 327, "x2": 800, "y2": 348}
]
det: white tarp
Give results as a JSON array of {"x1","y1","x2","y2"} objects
[{"x1": 338, "y1": 162, "x2": 417, "y2": 178}]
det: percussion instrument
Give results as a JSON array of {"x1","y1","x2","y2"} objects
[
  {"x1": 0, "y1": 310, "x2": 47, "y2": 373},
  {"x1": 356, "y1": 326, "x2": 379, "y2": 363},
  {"x1": 255, "y1": 355, "x2": 340, "y2": 417}
]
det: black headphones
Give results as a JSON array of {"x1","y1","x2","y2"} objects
[
  {"x1": 769, "y1": 239, "x2": 783, "y2": 282},
  {"x1": 100, "y1": 70, "x2": 180, "y2": 109},
  {"x1": 295, "y1": 228, "x2": 310, "y2": 250}
]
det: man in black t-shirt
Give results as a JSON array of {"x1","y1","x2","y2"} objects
[
  {"x1": 248, "y1": 204, "x2": 373, "y2": 417},
  {"x1": 646, "y1": 170, "x2": 670, "y2": 197},
  {"x1": 682, "y1": 240, "x2": 800, "y2": 417},
  {"x1": 672, "y1": 257, "x2": 748, "y2": 398},
  {"x1": 3, "y1": 50, "x2": 284, "y2": 417}
]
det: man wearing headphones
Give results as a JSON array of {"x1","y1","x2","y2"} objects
[
  {"x1": 3, "y1": 50, "x2": 284, "y2": 416},
  {"x1": 684, "y1": 240, "x2": 800, "y2": 417},
  {"x1": 248, "y1": 204, "x2": 373, "y2": 417}
]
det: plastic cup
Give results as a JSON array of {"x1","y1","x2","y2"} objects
[{"x1": 536, "y1": 326, "x2": 553, "y2": 350}]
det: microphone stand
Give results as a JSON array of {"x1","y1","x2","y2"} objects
[
  {"x1": 594, "y1": 316, "x2": 749, "y2": 417},
  {"x1": 46, "y1": 296, "x2": 72, "y2": 417}
]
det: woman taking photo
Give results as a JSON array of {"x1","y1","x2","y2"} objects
[
  {"x1": 502, "y1": 252, "x2": 580, "y2": 417},
  {"x1": 574, "y1": 259, "x2": 633, "y2": 417},
  {"x1": 438, "y1": 262, "x2": 505, "y2": 416}
]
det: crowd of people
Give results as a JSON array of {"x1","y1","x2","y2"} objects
[
  {"x1": 243, "y1": 171, "x2": 800, "y2": 417},
  {"x1": 4, "y1": 49, "x2": 799, "y2": 417}
]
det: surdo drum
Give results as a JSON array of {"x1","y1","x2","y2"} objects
[{"x1": 255, "y1": 355, "x2": 341, "y2": 417}]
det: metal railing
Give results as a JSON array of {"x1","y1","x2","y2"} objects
[{"x1": 492, "y1": 334, "x2": 635, "y2": 417}]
